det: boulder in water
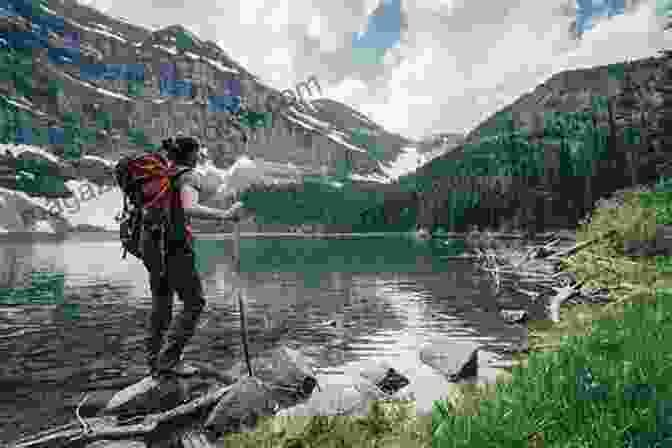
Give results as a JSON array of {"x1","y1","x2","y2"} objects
[
  {"x1": 204, "y1": 376, "x2": 279, "y2": 436},
  {"x1": 358, "y1": 361, "x2": 410, "y2": 395},
  {"x1": 419, "y1": 340, "x2": 479, "y2": 381},
  {"x1": 275, "y1": 376, "x2": 389, "y2": 418},
  {"x1": 225, "y1": 345, "x2": 318, "y2": 408}
]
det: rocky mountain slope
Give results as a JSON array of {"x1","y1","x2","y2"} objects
[
  {"x1": 0, "y1": 0, "x2": 412, "y2": 175},
  {"x1": 0, "y1": 0, "x2": 422, "y2": 233}
]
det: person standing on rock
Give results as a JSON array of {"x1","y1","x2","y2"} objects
[{"x1": 146, "y1": 135, "x2": 252, "y2": 378}]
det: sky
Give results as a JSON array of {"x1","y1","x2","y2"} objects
[{"x1": 77, "y1": 0, "x2": 672, "y2": 141}]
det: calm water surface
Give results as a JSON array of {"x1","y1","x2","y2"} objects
[{"x1": 0, "y1": 233, "x2": 531, "y2": 443}]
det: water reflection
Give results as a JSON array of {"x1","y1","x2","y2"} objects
[{"x1": 0, "y1": 234, "x2": 525, "y2": 444}]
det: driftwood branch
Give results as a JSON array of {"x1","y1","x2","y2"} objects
[
  {"x1": 514, "y1": 237, "x2": 562, "y2": 268},
  {"x1": 544, "y1": 230, "x2": 618, "y2": 261},
  {"x1": 547, "y1": 283, "x2": 584, "y2": 323},
  {"x1": 10, "y1": 383, "x2": 236, "y2": 448}
]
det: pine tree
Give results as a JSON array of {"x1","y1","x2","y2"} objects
[
  {"x1": 615, "y1": 60, "x2": 642, "y2": 186},
  {"x1": 653, "y1": 49, "x2": 672, "y2": 178}
]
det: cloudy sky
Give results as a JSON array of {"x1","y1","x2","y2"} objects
[{"x1": 80, "y1": 0, "x2": 672, "y2": 141}]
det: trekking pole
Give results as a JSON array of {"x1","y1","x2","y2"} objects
[{"x1": 233, "y1": 219, "x2": 254, "y2": 377}]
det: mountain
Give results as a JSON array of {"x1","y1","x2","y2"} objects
[
  {"x1": 0, "y1": 0, "x2": 410, "y2": 177},
  {"x1": 398, "y1": 52, "x2": 672, "y2": 233},
  {"x1": 0, "y1": 0, "x2": 416, "y2": 233},
  {"x1": 464, "y1": 56, "x2": 662, "y2": 145}
]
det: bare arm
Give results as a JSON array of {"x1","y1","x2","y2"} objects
[{"x1": 180, "y1": 184, "x2": 242, "y2": 221}]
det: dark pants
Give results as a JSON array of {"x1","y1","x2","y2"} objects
[{"x1": 143, "y1": 245, "x2": 205, "y2": 372}]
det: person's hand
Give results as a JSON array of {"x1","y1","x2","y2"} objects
[{"x1": 222, "y1": 201, "x2": 253, "y2": 223}]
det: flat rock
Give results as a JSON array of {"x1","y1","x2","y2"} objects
[
  {"x1": 102, "y1": 376, "x2": 187, "y2": 418},
  {"x1": 225, "y1": 345, "x2": 318, "y2": 408},
  {"x1": 419, "y1": 340, "x2": 479, "y2": 381},
  {"x1": 204, "y1": 376, "x2": 279, "y2": 436}
]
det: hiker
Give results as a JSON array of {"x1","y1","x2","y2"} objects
[{"x1": 138, "y1": 136, "x2": 251, "y2": 377}]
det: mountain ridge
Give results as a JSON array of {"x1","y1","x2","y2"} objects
[{"x1": 0, "y1": 0, "x2": 412, "y2": 179}]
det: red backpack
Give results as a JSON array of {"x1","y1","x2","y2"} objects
[{"x1": 114, "y1": 151, "x2": 192, "y2": 274}]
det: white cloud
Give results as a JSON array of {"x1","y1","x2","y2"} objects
[{"x1": 88, "y1": 0, "x2": 671, "y2": 141}]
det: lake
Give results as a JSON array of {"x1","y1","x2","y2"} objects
[{"x1": 0, "y1": 232, "x2": 530, "y2": 443}]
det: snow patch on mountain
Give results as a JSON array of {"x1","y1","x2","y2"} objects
[{"x1": 3, "y1": 143, "x2": 62, "y2": 165}]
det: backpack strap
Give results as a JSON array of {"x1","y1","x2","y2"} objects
[{"x1": 170, "y1": 167, "x2": 194, "y2": 196}]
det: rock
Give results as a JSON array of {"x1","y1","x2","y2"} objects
[
  {"x1": 358, "y1": 361, "x2": 410, "y2": 395},
  {"x1": 275, "y1": 377, "x2": 389, "y2": 418},
  {"x1": 74, "y1": 389, "x2": 119, "y2": 418},
  {"x1": 204, "y1": 376, "x2": 279, "y2": 436},
  {"x1": 500, "y1": 309, "x2": 528, "y2": 324},
  {"x1": 102, "y1": 376, "x2": 187, "y2": 418},
  {"x1": 623, "y1": 225, "x2": 672, "y2": 257},
  {"x1": 656, "y1": 224, "x2": 672, "y2": 255},
  {"x1": 224, "y1": 345, "x2": 318, "y2": 408},
  {"x1": 419, "y1": 340, "x2": 479, "y2": 381}
]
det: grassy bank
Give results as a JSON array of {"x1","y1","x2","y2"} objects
[{"x1": 217, "y1": 179, "x2": 672, "y2": 448}]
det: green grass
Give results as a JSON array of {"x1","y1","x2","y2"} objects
[
  {"x1": 218, "y1": 399, "x2": 433, "y2": 447},
  {"x1": 433, "y1": 288, "x2": 672, "y2": 447}
]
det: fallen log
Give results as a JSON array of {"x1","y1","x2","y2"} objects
[
  {"x1": 148, "y1": 383, "x2": 236, "y2": 425},
  {"x1": 8, "y1": 417, "x2": 153, "y2": 448},
  {"x1": 9, "y1": 421, "x2": 87, "y2": 448}
]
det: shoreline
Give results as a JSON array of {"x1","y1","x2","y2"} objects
[{"x1": 0, "y1": 229, "x2": 576, "y2": 241}]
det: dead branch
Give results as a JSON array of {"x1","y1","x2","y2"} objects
[
  {"x1": 514, "y1": 238, "x2": 562, "y2": 268},
  {"x1": 9, "y1": 383, "x2": 236, "y2": 448},
  {"x1": 543, "y1": 230, "x2": 618, "y2": 261},
  {"x1": 547, "y1": 282, "x2": 584, "y2": 323},
  {"x1": 74, "y1": 393, "x2": 91, "y2": 435},
  {"x1": 514, "y1": 288, "x2": 542, "y2": 301}
]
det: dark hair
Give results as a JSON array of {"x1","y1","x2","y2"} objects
[{"x1": 162, "y1": 136, "x2": 200, "y2": 164}]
